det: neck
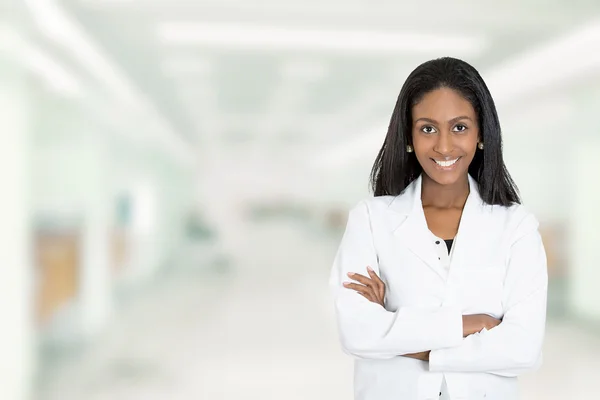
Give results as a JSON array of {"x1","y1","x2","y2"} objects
[{"x1": 421, "y1": 174, "x2": 470, "y2": 209}]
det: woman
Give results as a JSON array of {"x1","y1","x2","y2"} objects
[{"x1": 329, "y1": 57, "x2": 548, "y2": 400}]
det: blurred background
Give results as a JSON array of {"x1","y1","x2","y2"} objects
[{"x1": 1, "y1": 0, "x2": 599, "y2": 399}]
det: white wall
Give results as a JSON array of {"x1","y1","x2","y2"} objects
[
  {"x1": 568, "y1": 138, "x2": 600, "y2": 320},
  {"x1": 0, "y1": 56, "x2": 34, "y2": 400}
]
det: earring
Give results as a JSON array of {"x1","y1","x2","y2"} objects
[
  {"x1": 477, "y1": 142, "x2": 484, "y2": 150},
  {"x1": 406, "y1": 145, "x2": 413, "y2": 153}
]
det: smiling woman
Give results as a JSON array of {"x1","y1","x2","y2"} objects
[
  {"x1": 329, "y1": 57, "x2": 548, "y2": 400},
  {"x1": 370, "y1": 57, "x2": 520, "y2": 206}
]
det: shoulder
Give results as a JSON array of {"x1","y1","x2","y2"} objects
[
  {"x1": 486, "y1": 202, "x2": 540, "y2": 242},
  {"x1": 349, "y1": 195, "x2": 397, "y2": 217}
]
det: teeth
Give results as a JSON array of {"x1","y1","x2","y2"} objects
[{"x1": 435, "y1": 158, "x2": 459, "y2": 167}]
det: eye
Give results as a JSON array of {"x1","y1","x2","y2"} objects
[
  {"x1": 420, "y1": 125, "x2": 437, "y2": 134},
  {"x1": 453, "y1": 124, "x2": 467, "y2": 133}
]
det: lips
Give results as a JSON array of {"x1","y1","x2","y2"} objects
[{"x1": 433, "y1": 157, "x2": 461, "y2": 167}]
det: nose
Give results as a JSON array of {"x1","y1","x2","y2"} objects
[{"x1": 433, "y1": 130, "x2": 453, "y2": 156}]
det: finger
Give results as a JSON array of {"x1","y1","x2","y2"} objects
[
  {"x1": 343, "y1": 282, "x2": 372, "y2": 295},
  {"x1": 366, "y1": 267, "x2": 385, "y2": 299},
  {"x1": 348, "y1": 272, "x2": 381, "y2": 303},
  {"x1": 367, "y1": 266, "x2": 385, "y2": 288},
  {"x1": 343, "y1": 282, "x2": 377, "y2": 300},
  {"x1": 366, "y1": 267, "x2": 385, "y2": 302},
  {"x1": 365, "y1": 276, "x2": 382, "y2": 304},
  {"x1": 347, "y1": 272, "x2": 376, "y2": 288},
  {"x1": 357, "y1": 291, "x2": 375, "y2": 303}
]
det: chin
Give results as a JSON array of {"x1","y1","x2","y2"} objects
[{"x1": 424, "y1": 170, "x2": 465, "y2": 186}]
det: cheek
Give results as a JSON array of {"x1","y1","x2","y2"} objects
[
  {"x1": 465, "y1": 140, "x2": 479, "y2": 156},
  {"x1": 412, "y1": 141, "x2": 431, "y2": 163},
  {"x1": 468, "y1": 128, "x2": 480, "y2": 144},
  {"x1": 414, "y1": 150, "x2": 435, "y2": 171},
  {"x1": 457, "y1": 131, "x2": 479, "y2": 152},
  {"x1": 411, "y1": 133, "x2": 429, "y2": 152}
]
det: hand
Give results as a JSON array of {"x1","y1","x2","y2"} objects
[
  {"x1": 462, "y1": 314, "x2": 502, "y2": 337},
  {"x1": 403, "y1": 351, "x2": 430, "y2": 361},
  {"x1": 343, "y1": 266, "x2": 386, "y2": 307}
]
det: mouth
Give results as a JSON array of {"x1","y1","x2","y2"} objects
[{"x1": 431, "y1": 157, "x2": 461, "y2": 170}]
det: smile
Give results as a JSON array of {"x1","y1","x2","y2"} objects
[{"x1": 433, "y1": 157, "x2": 461, "y2": 168}]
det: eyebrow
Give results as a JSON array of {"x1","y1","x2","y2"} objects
[{"x1": 415, "y1": 116, "x2": 473, "y2": 125}]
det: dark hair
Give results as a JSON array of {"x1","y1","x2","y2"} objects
[{"x1": 369, "y1": 57, "x2": 520, "y2": 206}]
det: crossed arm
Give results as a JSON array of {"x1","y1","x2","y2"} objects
[
  {"x1": 343, "y1": 268, "x2": 502, "y2": 362},
  {"x1": 330, "y1": 203, "x2": 548, "y2": 376}
]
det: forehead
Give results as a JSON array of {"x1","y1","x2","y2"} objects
[{"x1": 411, "y1": 88, "x2": 475, "y2": 119}]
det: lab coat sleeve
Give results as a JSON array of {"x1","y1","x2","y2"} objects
[
  {"x1": 429, "y1": 214, "x2": 548, "y2": 376},
  {"x1": 330, "y1": 201, "x2": 463, "y2": 359}
]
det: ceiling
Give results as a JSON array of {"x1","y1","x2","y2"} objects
[{"x1": 8, "y1": 0, "x2": 600, "y2": 204}]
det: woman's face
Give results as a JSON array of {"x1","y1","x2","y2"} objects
[{"x1": 411, "y1": 87, "x2": 480, "y2": 187}]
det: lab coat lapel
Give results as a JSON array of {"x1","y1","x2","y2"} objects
[
  {"x1": 450, "y1": 174, "x2": 487, "y2": 269},
  {"x1": 389, "y1": 175, "x2": 447, "y2": 281}
]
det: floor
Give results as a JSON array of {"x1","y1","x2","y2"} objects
[{"x1": 34, "y1": 221, "x2": 600, "y2": 400}]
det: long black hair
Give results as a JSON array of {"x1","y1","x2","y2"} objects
[{"x1": 369, "y1": 57, "x2": 520, "y2": 206}]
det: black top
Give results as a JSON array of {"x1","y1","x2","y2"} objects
[{"x1": 444, "y1": 239, "x2": 454, "y2": 254}]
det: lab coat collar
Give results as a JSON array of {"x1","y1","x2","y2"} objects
[
  {"x1": 387, "y1": 174, "x2": 482, "y2": 215},
  {"x1": 388, "y1": 174, "x2": 484, "y2": 280}
]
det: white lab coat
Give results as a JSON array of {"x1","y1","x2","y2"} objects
[{"x1": 330, "y1": 174, "x2": 548, "y2": 400}]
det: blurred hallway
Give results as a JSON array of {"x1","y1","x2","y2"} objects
[
  {"x1": 34, "y1": 220, "x2": 353, "y2": 399},
  {"x1": 34, "y1": 220, "x2": 600, "y2": 400}
]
